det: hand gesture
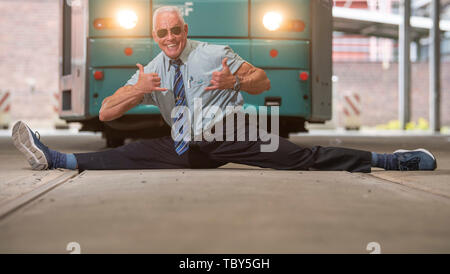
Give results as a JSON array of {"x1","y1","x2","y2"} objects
[
  {"x1": 204, "y1": 58, "x2": 235, "y2": 91},
  {"x1": 134, "y1": 63, "x2": 167, "y2": 93}
]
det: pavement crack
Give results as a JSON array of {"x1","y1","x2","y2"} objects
[
  {"x1": 365, "y1": 173, "x2": 450, "y2": 200},
  {"x1": 0, "y1": 171, "x2": 79, "y2": 221}
]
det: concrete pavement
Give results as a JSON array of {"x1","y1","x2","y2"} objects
[{"x1": 0, "y1": 132, "x2": 449, "y2": 253}]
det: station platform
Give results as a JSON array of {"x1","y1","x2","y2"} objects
[{"x1": 0, "y1": 131, "x2": 449, "y2": 253}]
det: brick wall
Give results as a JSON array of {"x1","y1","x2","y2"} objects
[
  {"x1": 0, "y1": 0, "x2": 448, "y2": 128},
  {"x1": 333, "y1": 62, "x2": 450, "y2": 127},
  {"x1": 0, "y1": 0, "x2": 59, "y2": 121}
]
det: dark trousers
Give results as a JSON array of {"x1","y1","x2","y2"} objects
[{"x1": 74, "y1": 118, "x2": 372, "y2": 173}]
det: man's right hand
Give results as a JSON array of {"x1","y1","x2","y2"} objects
[{"x1": 134, "y1": 63, "x2": 168, "y2": 93}]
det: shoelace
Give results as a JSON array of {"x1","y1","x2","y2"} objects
[
  {"x1": 399, "y1": 157, "x2": 420, "y2": 171},
  {"x1": 33, "y1": 130, "x2": 50, "y2": 151}
]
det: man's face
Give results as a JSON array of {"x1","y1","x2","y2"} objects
[{"x1": 153, "y1": 11, "x2": 188, "y2": 60}]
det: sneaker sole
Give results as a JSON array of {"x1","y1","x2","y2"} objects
[
  {"x1": 393, "y1": 148, "x2": 437, "y2": 170},
  {"x1": 12, "y1": 121, "x2": 48, "y2": 170}
]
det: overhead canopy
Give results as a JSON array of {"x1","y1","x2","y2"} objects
[
  {"x1": 332, "y1": 6, "x2": 450, "y2": 40},
  {"x1": 413, "y1": 0, "x2": 450, "y2": 17}
]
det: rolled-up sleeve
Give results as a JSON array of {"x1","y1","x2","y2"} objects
[{"x1": 222, "y1": 46, "x2": 245, "y2": 75}]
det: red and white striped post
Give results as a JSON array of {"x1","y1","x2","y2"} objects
[
  {"x1": 52, "y1": 92, "x2": 69, "y2": 129},
  {"x1": 342, "y1": 92, "x2": 361, "y2": 130},
  {"x1": 0, "y1": 90, "x2": 11, "y2": 129}
]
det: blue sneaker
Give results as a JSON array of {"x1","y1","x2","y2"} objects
[
  {"x1": 393, "y1": 148, "x2": 437, "y2": 171},
  {"x1": 12, "y1": 121, "x2": 52, "y2": 170}
]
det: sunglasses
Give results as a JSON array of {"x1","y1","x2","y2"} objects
[{"x1": 156, "y1": 26, "x2": 182, "y2": 38}]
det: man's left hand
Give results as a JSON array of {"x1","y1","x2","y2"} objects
[{"x1": 204, "y1": 58, "x2": 236, "y2": 91}]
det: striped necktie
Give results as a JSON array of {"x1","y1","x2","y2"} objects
[{"x1": 170, "y1": 59, "x2": 189, "y2": 155}]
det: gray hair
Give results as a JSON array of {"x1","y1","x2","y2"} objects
[{"x1": 152, "y1": 6, "x2": 185, "y2": 31}]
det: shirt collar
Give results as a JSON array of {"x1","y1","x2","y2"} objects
[{"x1": 164, "y1": 39, "x2": 192, "y2": 71}]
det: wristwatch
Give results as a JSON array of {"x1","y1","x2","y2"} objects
[{"x1": 233, "y1": 75, "x2": 241, "y2": 91}]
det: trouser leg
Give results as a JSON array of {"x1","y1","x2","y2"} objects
[
  {"x1": 74, "y1": 136, "x2": 190, "y2": 171},
  {"x1": 307, "y1": 145, "x2": 372, "y2": 172},
  {"x1": 200, "y1": 117, "x2": 372, "y2": 172},
  {"x1": 204, "y1": 136, "x2": 371, "y2": 172}
]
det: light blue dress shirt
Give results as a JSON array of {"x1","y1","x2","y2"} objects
[{"x1": 125, "y1": 39, "x2": 245, "y2": 138}]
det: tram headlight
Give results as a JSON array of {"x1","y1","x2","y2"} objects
[
  {"x1": 117, "y1": 10, "x2": 138, "y2": 29},
  {"x1": 263, "y1": 11, "x2": 283, "y2": 31}
]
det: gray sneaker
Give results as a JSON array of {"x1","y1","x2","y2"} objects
[
  {"x1": 393, "y1": 148, "x2": 437, "y2": 171},
  {"x1": 12, "y1": 121, "x2": 51, "y2": 170}
]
